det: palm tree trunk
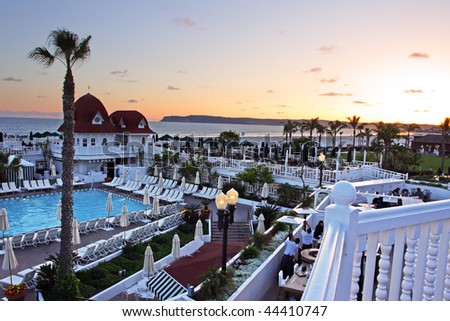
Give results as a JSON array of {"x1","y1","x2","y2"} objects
[{"x1": 58, "y1": 68, "x2": 75, "y2": 276}]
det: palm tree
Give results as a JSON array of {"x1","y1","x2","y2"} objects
[
  {"x1": 401, "y1": 123, "x2": 421, "y2": 148},
  {"x1": 439, "y1": 117, "x2": 450, "y2": 172},
  {"x1": 282, "y1": 120, "x2": 297, "y2": 143},
  {"x1": 326, "y1": 120, "x2": 348, "y2": 148},
  {"x1": 363, "y1": 127, "x2": 373, "y2": 149},
  {"x1": 316, "y1": 124, "x2": 326, "y2": 147},
  {"x1": 347, "y1": 115, "x2": 361, "y2": 148},
  {"x1": 29, "y1": 29, "x2": 92, "y2": 294},
  {"x1": 301, "y1": 117, "x2": 320, "y2": 141},
  {"x1": 374, "y1": 122, "x2": 400, "y2": 168},
  {"x1": 0, "y1": 151, "x2": 21, "y2": 182}
]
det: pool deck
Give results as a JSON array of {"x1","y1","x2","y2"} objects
[{"x1": 0, "y1": 182, "x2": 256, "y2": 301}]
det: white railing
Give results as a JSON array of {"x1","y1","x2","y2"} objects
[{"x1": 302, "y1": 181, "x2": 450, "y2": 301}]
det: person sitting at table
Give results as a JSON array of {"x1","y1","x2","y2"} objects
[
  {"x1": 414, "y1": 188, "x2": 424, "y2": 199},
  {"x1": 391, "y1": 187, "x2": 400, "y2": 196},
  {"x1": 279, "y1": 233, "x2": 300, "y2": 278},
  {"x1": 312, "y1": 220, "x2": 324, "y2": 248}
]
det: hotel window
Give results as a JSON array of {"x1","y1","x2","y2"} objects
[
  {"x1": 76, "y1": 138, "x2": 80, "y2": 145},
  {"x1": 91, "y1": 138, "x2": 96, "y2": 146},
  {"x1": 102, "y1": 138, "x2": 107, "y2": 146},
  {"x1": 141, "y1": 137, "x2": 146, "y2": 145},
  {"x1": 82, "y1": 138, "x2": 87, "y2": 147}
]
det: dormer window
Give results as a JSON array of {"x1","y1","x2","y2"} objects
[
  {"x1": 138, "y1": 118, "x2": 147, "y2": 129},
  {"x1": 119, "y1": 117, "x2": 126, "y2": 128},
  {"x1": 92, "y1": 111, "x2": 104, "y2": 125}
]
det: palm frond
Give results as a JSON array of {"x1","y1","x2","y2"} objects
[
  {"x1": 28, "y1": 47, "x2": 55, "y2": 67},
  {"x1": 71, "y1": 35, "x2": 92, "y2": 66}
]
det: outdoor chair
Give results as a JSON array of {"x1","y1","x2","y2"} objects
[
  {"x1": 8, "y1": 181, "x2": 21, "y2": 192},
  {"x1": 43, "y1": 179, "x2": 54, "y2": 190},
  {"x1": 30, "y1": 180, "x2": 40, "y2": 190},
  {"x1": 34, "y1": 230, "x2": 48, "y2": 245},
  {"x1": 1, "y1": 182, "x2": 12, "y2": 193},
  {"x1": 76, "y1": 244, "x2": 97, "y2": 265},
  {"x1": 21, "y1": 232, "x2": 37, "y2": 248},
  {"x1": 11, "y1": 234, "x2": 24, "y2": 248},
  {"x1": 103, "y1": 177, "x2": 118, "y2": 187},
  {"x1": 78, "y1": 221, "x2": 89, "y2": 234},
  {"x1": 45, "y1": 228, "x2": 60, "y2": 242},
  {"x1": 0, "y1": 269, "x2": 36, "y2": 289}
]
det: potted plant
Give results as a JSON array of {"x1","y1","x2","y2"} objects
[
  {"x1": 4, "y1": 284, "x2": 27, "y2": 301},
  {"x1": 200, "y1": 199, "x2": 212, "y2": 219}
]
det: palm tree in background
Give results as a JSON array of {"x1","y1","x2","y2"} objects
[
  {"x1": 439, "y1": 117, "x2": 450, "y2": 172},
  {"x1": 316, "y1": 124, "x2": 326, "y2": 147},
  {"x1": 401, "y1": 123, "x2": 421, "y2": 148},
  {"x1": 282, "y1": 120, "x2": 297, "y2": 143},
  {"x1": 0, "y1": 151, "x2": 21, "y2": 182},
  {"x1": 374, "y1": 122, "x2": 400, "y2": 168},
  {"x1": 363, "y1": 127, "x2": 373, "y2": 149},
  {"x1": 347, "y1": 115, "x2": 361, "y2": 148},
  {"x1": 327, "y1": 120, "x2": 348, "y2": 148},
  {"x1": 29, "y1": 28, "x2": 92, "y2": 298},
  {"x1": 301, "y1": 117, "x2": 320, "y2": 141}
]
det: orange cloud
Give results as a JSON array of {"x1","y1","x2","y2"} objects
[
  {"x1": 409, "y1": 52, "x2": 430, "y2": 59},
  {"x1": 319, "y1": 92, "x2": 352, "y2": 97},
  {"x1": 404, "y1": 89, "x2": 423, "y2": 93}
]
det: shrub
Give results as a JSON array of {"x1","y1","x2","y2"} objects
[
  {"x1": 151, "y1": 234, "x2": 167, "y2": 245},
  {"x1": 248, "y1": 232, "x2": 271, "y2": 250},
  {"x1": 240, "y1": 246, "x2": 259, "y2": 260}
]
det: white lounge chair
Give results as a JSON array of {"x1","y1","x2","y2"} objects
[
  {"x1": 1, "y1": 182, "x2": 12, "y2": 193},
  {"x1": 8, "y1": 181, "x2": 21, "y2": 192},
  {"x1": 103, "y1": 177, "x2": 119, "y2": 187}
]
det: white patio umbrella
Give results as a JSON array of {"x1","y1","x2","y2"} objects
[
  {"x1": 72, "y1": 218, "x2": 81, "y2": 251},
  {"x1": 18, "y1": 166, "x2": 24, "y2": 186},
  {"x1": 194, "y1": 171, "x2": 200, "y2": 185},
  {"x1": 292, "y1": 207, "x2": 318, "y2": 219},
  {"x1": 104, "y1": 192, "x2": 114, "y2": 231},
  {"x1": 2, "y1": 237, "x2": 18, "y2": 285},
  {"x1": 56, "y1": 200, "x2": 62, "y2": 221},
  {"x1": 172, "y1": 166, "x2": 178, "y2": 181},
  {"x1": 1, "y1": 208, "x2": 10, "y2": 239},
  {"x1": 217, "y1": 175, "x2": 223, "y2": 190},
  {"x1": 153, "y1": 165, "x2": 158, "y2": 177},
  {"x1": 179, "y1": 176, "x2": 186, "y2": 192},
  {"x1": 194, "y1": 219, "x2": 204, "y2": 241},
  {"x1": 120, "y1": 202, "x2": 130, "y2": 241},
  {"x1": 171, "y1": 233, "x2": 181, "y2": 259},
  {"x1": 158, "y1": 172, "x2": 163, "y2": 187},
  {"x1": 261, "y1": 183, "x2": 269, "y2": 204},
  {"x1": 51, "y1": 164, "x2": 57, "y2": 177},
  {"x1": 256, "y1": 213, "x2": 266, "y2": 233},
  {"x1": 152, "y1": 196, "x2": 160, "y2": 219},
  {"x1": 142, "y1": 245, "x2": 155, "y2": 278},
  {"x1": 276, "y1": 215, "x2": 304, "y2": 232},
  {"x1": 143, "y1": 186, "x2": 151, "y2": 206}
]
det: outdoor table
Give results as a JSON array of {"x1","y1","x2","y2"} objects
[{"x1": 301, "y1": 248, "x2": 319, "y2": 265}]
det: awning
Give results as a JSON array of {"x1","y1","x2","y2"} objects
[{"x1": 147, "y1": 270, "x2": 187, "y2": 300}]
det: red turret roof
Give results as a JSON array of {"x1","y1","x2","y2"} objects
[
  {"x1": 57, "y1": 93, "x2": 154, "y2": 134},
  {"x1": 110, "y1": 110, "x2": 155, "y2": 134}
]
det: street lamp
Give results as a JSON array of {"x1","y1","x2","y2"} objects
[
  {"x1": 318, "y1": 153, "x2": 326, "y2": 188},
  {"x1": 215, "y1": 188, "x2": 239, "y2": 272}
]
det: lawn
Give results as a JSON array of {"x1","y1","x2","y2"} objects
[{"x1": 410, "y1": 154, "x2": 450, "y2": 174}]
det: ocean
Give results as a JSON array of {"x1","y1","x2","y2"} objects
[{"x1": 0, "y1": 116, "x2": 355, "y2": 144}]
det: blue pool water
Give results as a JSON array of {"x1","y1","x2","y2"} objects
[{"x1": 1, "y1": 189, "x2": 146, "y2": 236}]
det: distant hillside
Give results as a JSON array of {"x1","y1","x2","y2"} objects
[{"x1": 161, "y1": 115, "x2": 287, "y2": 126}]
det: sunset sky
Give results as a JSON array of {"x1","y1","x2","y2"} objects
[{"x1": 1, "y1": 0, "x2": 450, "y2": 125}]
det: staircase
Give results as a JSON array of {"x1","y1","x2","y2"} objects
[{"x1": 211, "y1": 221, "x2": 251, "y2": 243}]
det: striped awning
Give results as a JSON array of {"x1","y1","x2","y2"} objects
[{"x1": 147, "y1": 270, "x2": 187, "y2": 300}]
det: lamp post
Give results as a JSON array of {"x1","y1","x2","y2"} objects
[
  {"x1": 215, "y1": 188, "x2": 239, "y2": 272},
  {"x1": 318, "y1": 153, "x2": 326, "y2": 188}
]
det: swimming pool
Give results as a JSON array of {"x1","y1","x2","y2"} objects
[{"x1": 1, "y1": 189, "x2": 146, "y2": 236}]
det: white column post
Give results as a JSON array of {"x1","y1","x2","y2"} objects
[{"x1": 323, "y1": 181, "x2": 359, "y2": 300}]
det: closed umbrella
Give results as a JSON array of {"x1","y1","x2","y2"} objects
[
  {"x1": 18, "y1": 166, "x2": 24, "y2": 186},
  {"x1": 179, "y1": 176, "x2": 186, "y2": 192},
  {"x1": 120, "y1": 202, "x2": 130, "y2": 241},
  {"x1": 152, "y1": 196, "x2": 160, "y2": 219},
  {"x1": 51, "y1": 164, "x2": 57, "y2": 177},
  {"x1": 256, "y1": 214, "x2": 266, "y2": 233},
  {"x1": 194, "y1": 219, "x2": 204, "y2": 241},
  {"x1": 142, "y1": 245, "x2": 155, "y2": 278},
  {"x1": 172, "y1": 166, "x2": 178, "y2": 181},
  {"x1": 158, "y1": 172, "x2": 163, "y2": 187},
  {"x1": 56, "y1": 200, "x2": 62, "y2": 221},
  {"x1": 171, "y1": 233, "x2": 180, "y2": 259},
  {"x1": 1, "y1": 208, "x2": 10, "y2": 239},
  {"x1": 217, "y1": 175, "x2": 223, "y2": 190},
  {"x1": 195, "y1": 171, "x2": 200, "y2": 185},
  {"x1": 153, "y1": 165, "x2": 158, "y2": 177},
  {"x1": 261, "y1": 183, "x2": 269, "y2": 204},
  {"x1": 143, "y1": 186, "x2": 151, "y2": 206},
  {"x1": 2, "y1": 237, "x2": 18, "y2": 285},
  {"x1": 104, "y1": 192, "x2": 114, "y2": 231},
  {"x1": 72, "y1": 218, "x2": 81, "y2": 251}
]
